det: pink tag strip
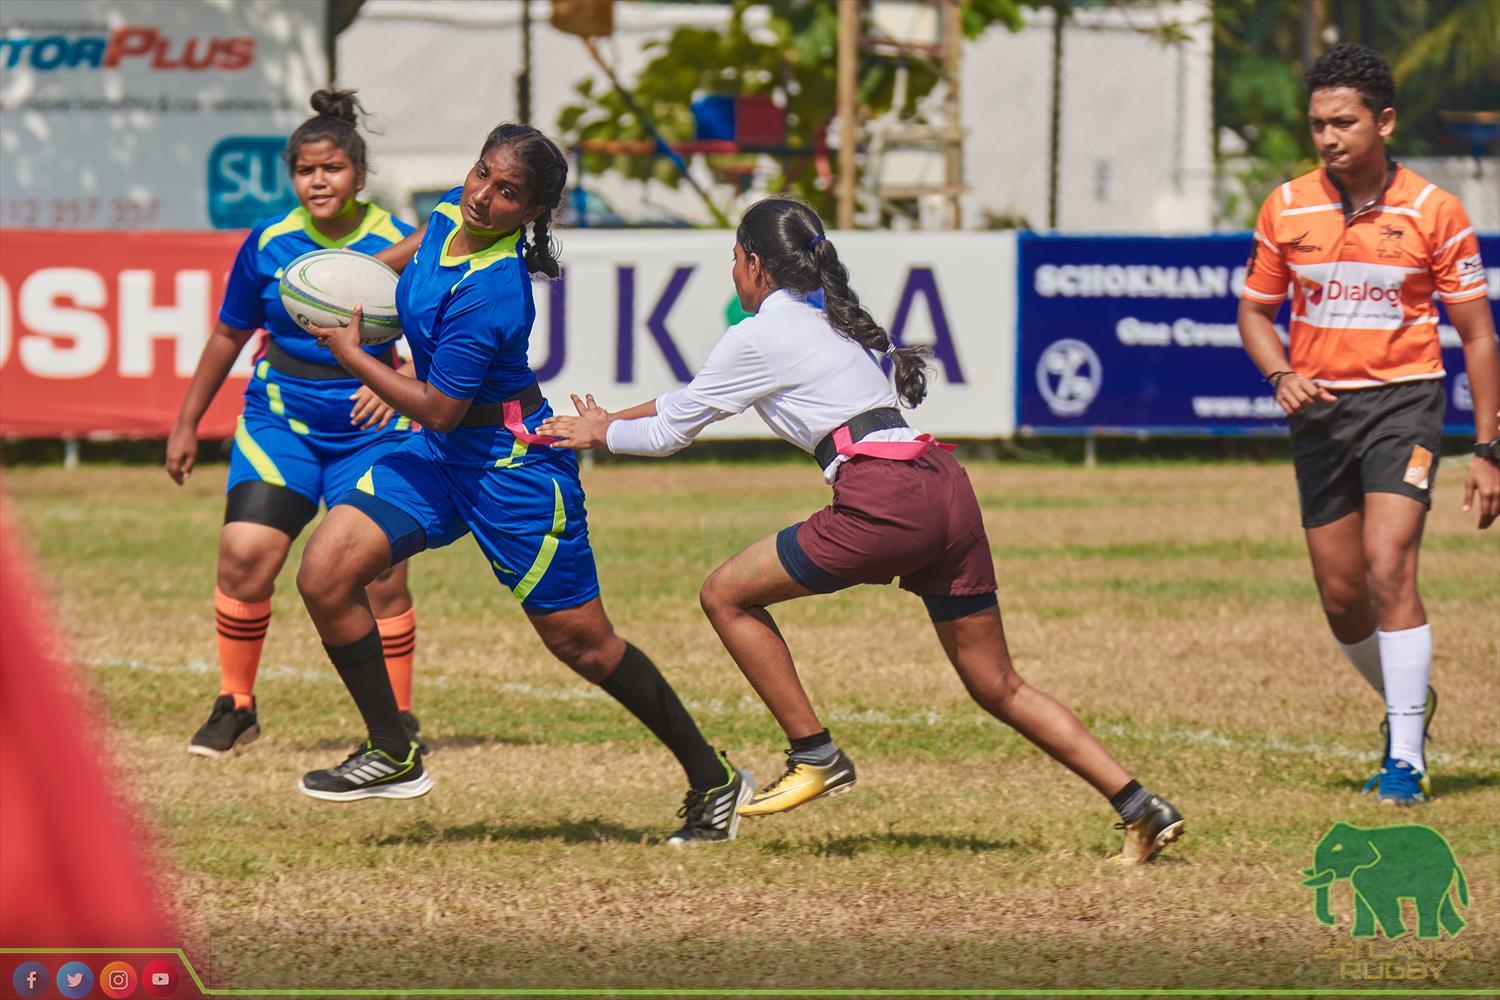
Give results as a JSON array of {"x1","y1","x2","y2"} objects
[
  {"x1": 831, "y1": 426, "x2": 954, "y2": 461},
  {"x1": 503, "y1": 398, "x2": 560, "y2": 445}
]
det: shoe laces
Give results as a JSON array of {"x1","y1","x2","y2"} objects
[
  {"x1": 1364, "y1": 759, "x2": 1422, "y2": 796},
  {"x1": 759, "y1": 749, "x2": 803, "y2": 794},
  {"x1": 331, "y1": 741, "x2": 379, "y2": 775},
  {"x1": 676, "y1": 786, "x2": 709, "y2": 824}
]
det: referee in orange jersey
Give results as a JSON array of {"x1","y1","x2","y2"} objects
[{"x1": 1238, "y1": 43, "x2": 1499, "y2": 805}]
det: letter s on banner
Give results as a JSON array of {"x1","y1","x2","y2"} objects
[{"x1": 19, "y1": 268, "x2": 109, "y2": 378}]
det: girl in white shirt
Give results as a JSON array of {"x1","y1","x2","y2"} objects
[{"x1": 541, "y1": 198, "x2": 1184, "y2": 863}]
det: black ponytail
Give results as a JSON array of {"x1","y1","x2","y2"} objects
[
  {"x1": 284, "y1": 88, "x2": 368, "y2": 176},
  {"x1": 480, "y1": 124, "x2": 568, "y2": 280},
  {"x1": 736, "y1": 198, "x2": 930, "y2": 408}
]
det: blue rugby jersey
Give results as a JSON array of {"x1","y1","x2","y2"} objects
[
  {"x1": 219, "y1": 202, "x2": 415, "y2": 366},
  {"x1": 395, "y1": 187, "x2": 543, "y2": 465}
]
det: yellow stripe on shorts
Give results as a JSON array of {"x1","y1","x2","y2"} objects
[
  {"x1": 511, "y1": 479, "x2": 566, "y2": 603},
  {"x1": 234, "y1": 416, "x2": 286, "y2": 487}
]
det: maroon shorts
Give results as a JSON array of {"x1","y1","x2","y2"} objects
[{"x1": 778, "y1": 447, "x2": 998, "y2": 619}]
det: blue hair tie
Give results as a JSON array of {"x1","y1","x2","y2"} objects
[{"x1": 807, "y1": 233, "x2": 826, "y2": 250}]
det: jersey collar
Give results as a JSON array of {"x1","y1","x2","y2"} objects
[
  {"x1": 298, "y1": 202, "x2": 393, "y2": 249},
  {"x1": 1323, "y1": 156, "x2": 1400, "y2": 223},
  {"x1": 440, "y1": 225, "x2": 521, "y2": 268}
]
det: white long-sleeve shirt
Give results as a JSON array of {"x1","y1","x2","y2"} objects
[{"x1": 605, "y1": 288, "x2": 922, "y2": 482}]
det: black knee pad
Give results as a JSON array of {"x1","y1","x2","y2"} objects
[{"x1": 224, "y1": 481, "x2": 319, "y2": 538}]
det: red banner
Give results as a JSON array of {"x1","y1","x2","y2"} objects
[{"x1": 0, "y1": 228, "x2": 255, "y2": 437}]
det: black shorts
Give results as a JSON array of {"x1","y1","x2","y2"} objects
[{"x1": 1288, "y1": 379, "x2": 1444, "y2": 529}]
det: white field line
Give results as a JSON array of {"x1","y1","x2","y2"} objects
[{"x1": 94, "y1": 657, "x2": 1498, "y2": 769}]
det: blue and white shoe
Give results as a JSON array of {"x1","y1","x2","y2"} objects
[{"x1": 1362, "y1": 757, "x2": 1430, "y2": 806}]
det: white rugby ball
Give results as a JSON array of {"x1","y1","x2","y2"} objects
[{"x1": 280, "y1": 249, "x2": 403, "y2": 345}]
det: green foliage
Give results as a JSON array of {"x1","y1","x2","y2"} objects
[
  {"x1": 1215, "y1": 0, "x2": 1500, "y2": 226},
  {"x1": 555, "y1": 0, "x2": 1032, "y2": 220}
]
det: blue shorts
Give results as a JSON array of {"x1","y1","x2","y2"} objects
[
  {"x1": 227, "y1": 363, "x2": 413, "y2": 506},
  {"x1": 336, "y1": 433, "x2": 601, "y2": 613}
]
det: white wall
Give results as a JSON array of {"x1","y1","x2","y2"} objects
[
  {"x1": 343, "y1": 0, "x2": 1216, "y2": 234},
  {"x1": 960, "y1": 1, "x2": 1215, "y2": 233}
]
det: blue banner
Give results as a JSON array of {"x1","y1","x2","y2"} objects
[{"x1": 1015, "y1": 232, "x2": 1499, "y2": 436}]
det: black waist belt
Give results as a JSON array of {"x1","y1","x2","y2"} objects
[
  {"x1": 813, "y1": 407, "x2": 909, "y2": 468},
  {"x1": 460, "y1": 382, "x2": 546, "y2": 428},
  {"x1": 263, "y1": 339, "x2": 394, "y2": 381}
]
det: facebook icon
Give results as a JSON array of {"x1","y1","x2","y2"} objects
[{"x1": 12, "y1": 961, "x2": 49, "y2": 997}]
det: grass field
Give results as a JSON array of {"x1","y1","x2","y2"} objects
[{"x1": 5, "y1": 457, "x2": 1498, "y2": 996}]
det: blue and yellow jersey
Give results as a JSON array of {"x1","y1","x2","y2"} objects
[
  {"x1": 220, "y1": 202, "x2": 416, "y2": 366},
  {"x1": 396, "y1": 186, "x2": 546, "y2": 466}
]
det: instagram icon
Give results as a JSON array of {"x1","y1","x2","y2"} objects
[{"x1": 100, "y1": 961, "x2": 138, "y2": 998}]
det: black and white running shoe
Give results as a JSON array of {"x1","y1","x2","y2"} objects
[
  {"x1": 188, "y1": 694, "x2": 260, "y2": 757},
  {"x1": 298, "y1": 740, "x2": 432, "y2": 802},
  {"x1": 667, "y1": 760, "x2": 754, "y2": 846}
]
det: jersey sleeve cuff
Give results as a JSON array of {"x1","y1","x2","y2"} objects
[
  {"x1": 1437, "y1": 287, "x2": 1489, "y2": 303},
  {"x1": 1241, "y1": 286, "x2": 1287, "y2": 304}
]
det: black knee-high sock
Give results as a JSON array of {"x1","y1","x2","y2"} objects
[
  {"x1": 325, "y1": 627, "x2": 409, "y2": 758},
  {"x1": 600, "y1": 643, "x2": 725, "y2": 790}
]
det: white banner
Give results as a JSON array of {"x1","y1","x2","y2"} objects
[
  {"x1": 0, "y1": 0, "x2": 325, "y2": 230},
  {"x1": 534, "y1": 231, "x2": 1017, "y2": 439}
]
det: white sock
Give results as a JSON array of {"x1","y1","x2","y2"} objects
[
  {"x1": 1336, "y1": 631, "x2": 1384, "y2": 696},
  {"x1": 1378, "y1": 624, "x2": 1432, "y2": 771}
]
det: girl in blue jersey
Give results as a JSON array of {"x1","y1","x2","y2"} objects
[
  {"x1": 292, "y1": 124, "x2": 748, "y2": 845},
  {"x1": 167, "y1": 89, "x2": 424, "y2": 759}
]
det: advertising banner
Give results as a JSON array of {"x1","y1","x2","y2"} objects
[
  {"x1": 1016, "y1": 232, "x2": 1500, "y2": 436},
  {"x1": 0, "y1": 228, "x2": 1019, "y2": 440},
  {"x1": 0, "y1": 228, "x2": 251, "y2": 437},
  {"x1": 0, "y1": 0, "x2": 325, "y2": 230}
]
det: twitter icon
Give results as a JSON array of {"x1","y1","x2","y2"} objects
[{"x1": 57, "y1": 961, "x2": 93, "y2": 998}]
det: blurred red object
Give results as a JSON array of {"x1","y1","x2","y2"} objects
[{"x1": 0, "y1": 501, "x2": 174, "y2": 946}]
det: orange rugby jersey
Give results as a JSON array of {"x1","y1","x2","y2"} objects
[{"x1": 1241, "y1": 163, "x2": 1488, "y2": 388}]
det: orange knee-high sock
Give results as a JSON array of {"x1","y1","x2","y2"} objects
[
  {"x1": 215, "y1": 588, "x2": 271, "y2": 710},
  {"x1": 376, "y1": 608, "x2": 416, "y2": 712}
]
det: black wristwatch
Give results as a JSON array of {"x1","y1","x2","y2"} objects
[{"x1": 1476, "y1": 440, "x2": 1500, "y2": 466}]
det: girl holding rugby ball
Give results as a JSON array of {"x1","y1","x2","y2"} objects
[{"x1": 293, "y1": 124, "x2": 748, "y2": 846}]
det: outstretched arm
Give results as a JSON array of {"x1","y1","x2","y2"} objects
[{"x1": 540, "y1": 395, "x2": 657, "y2": 449}]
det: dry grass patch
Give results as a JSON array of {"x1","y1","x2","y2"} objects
[{"x1": 5, "y1": 460, "x2": 1497, "y2": 993}]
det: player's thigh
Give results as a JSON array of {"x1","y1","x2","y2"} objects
[
  {"x1": 225, "y1": 412, "x2": 321, "y2": 538},
  {"x1": 1304, "y1": 509, "x2": 1368, "y2": 600},
  {"x1": 1356, "y1": 381, "x2": 1444, "y2": 511},
  {"x1": 703, "y1": 530, "x2": 816, "y2": 610},
  {"x1": 1288, "y1": 402, "x2": 1363, "y2": 530},
  {"x1": 329, "y1": 436, "x2": 471, "y2": 572},
  {"x1": 467, "y1": 461, "x2": 601, "y2": 614}
]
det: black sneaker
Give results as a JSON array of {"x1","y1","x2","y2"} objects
[
  {"x1": 298, "y1": 740, "x2": 432, "y2": 802},
  {"x1": 188, "y1": 694, "x2": 260, "y2": 758},
  {"x1": 667, "y1": 758, "x2": 754, "y2": 846},
  {"x1": 400, "y1": 710, "x2": 428, "y2": 753},
  {"x1": 1116, "y1": 794, "x2": 1185, "y2": 864}
]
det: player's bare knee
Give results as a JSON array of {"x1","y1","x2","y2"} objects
[
  {"x1": 545, "y1": 633, "x2": 618, "y2": 682},
  {"x1": 218, "y1": 540, "x2": 280, "y2": 598},
  {"x1": 966, "y1": 667, "x2": 1023, "y2": 717}
]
